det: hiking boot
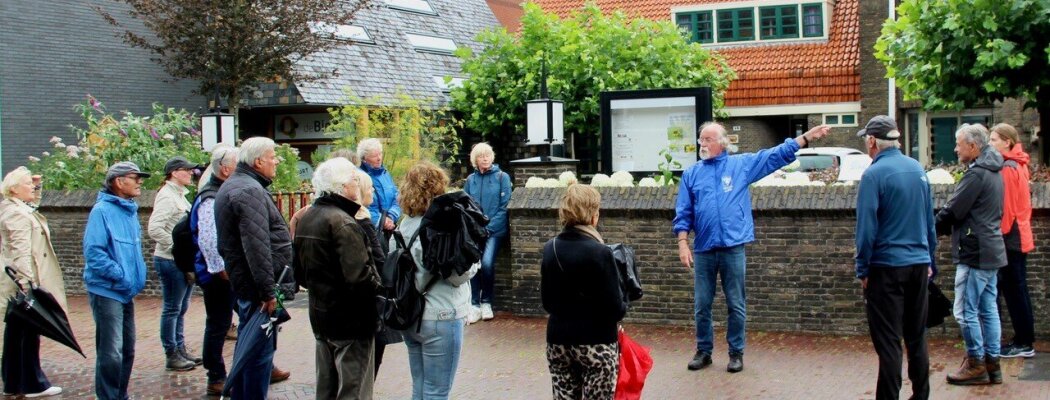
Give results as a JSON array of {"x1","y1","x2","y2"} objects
[
  {"x1": 165, "y1": 350, "x2": 196, "y2": 371},
  {"x1": 727, "y1": 352, "x2": 744, "y2": 373},
  {"x1": 225, "y1": 323, "x2": 238, "y2": 341},
  {"x1": 270, "y1": 366, "x2": 291, "y2": 384},
  {"x1": 687, "y1": 351, "x2": 712, "y2": 370},
  {"x1": 467, "y1": 306, "x2": 482, "y2": 324},
  {"x1": 206, "y1": 380, "x2": 224, "y2": 396},
  {"x1": 1001, "y1": 343, "x2": 1035, "y2": 358},
  {"x1": 985, "y1": 355, "x2": 1002, "y2": 384},
  {"x1": 946, "y1": 356, "x2": 989, "y2": 385},
  {"x1": 180, "y1": 346, "x2": 203, "y2": 366},
  {"x1": 481, "y1": 303, "x2": 495, "y2": 320}
]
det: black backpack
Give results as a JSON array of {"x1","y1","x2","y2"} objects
[
  {"x1": 170, "y1": 212, "x2": 198, "y2": 275},
  {"x1": 376, "y1": 231, "x2": 438, "y2": 332}
]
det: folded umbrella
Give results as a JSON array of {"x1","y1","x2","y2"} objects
[
  {"x1": 222, "y1": 266, "x2": 292, "y2": 398},
  {"x1": 3, "y1": 266, "x2": 85, "y2": 358}
]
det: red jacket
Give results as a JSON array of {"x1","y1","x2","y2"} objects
[{"x1": 1000, "y1": 143, "x2": 1035, "y2": 253}]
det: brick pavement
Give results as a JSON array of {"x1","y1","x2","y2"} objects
[{"x1": 3, "y1": 295, "x2": 1049, "y2": 399}]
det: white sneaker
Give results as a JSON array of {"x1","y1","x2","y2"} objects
[
  {"x1": 26, "y1": 386, "x2": 62, "y2": 398},
  {"x1": 481, "y1": 303, "x2": 494, "y2": 320},
  {"x1": 467, "y1": 306, "x2": 482, "y2": 324}
]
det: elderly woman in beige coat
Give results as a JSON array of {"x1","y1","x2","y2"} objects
[{"x1": 0, "y1": 166, "x2": 64, "y2": 397}]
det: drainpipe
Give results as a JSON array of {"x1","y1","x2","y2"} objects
[{"x1": 887, "y1": 0, "x2": 896, "y2": 119}]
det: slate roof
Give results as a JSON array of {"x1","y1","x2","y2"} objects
[
  {"x1": 526, "y1": 0, "x2": 861, "y2": 107},
  {"x1": 245, "y1": 0, "x2": 501, "y2": 108}
]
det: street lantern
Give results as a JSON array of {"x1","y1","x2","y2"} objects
[
  {"x1": 526, "y1": 58, "x2": 564, "y2": 158},
  {"x1": 200, "y1": 93, "x2": 235, "y2": 151}
]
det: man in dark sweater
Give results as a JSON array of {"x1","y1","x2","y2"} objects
[
  {"x1": 854, "y1": 116, "x2": 937, "y2": 400},
  {"x1": 214, "y1": 137, "x2": 293, "y2": 399}
]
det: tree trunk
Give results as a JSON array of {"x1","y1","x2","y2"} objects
[{"x1": 1039, "y1": 87, "x2": 1050, "y2": 166}]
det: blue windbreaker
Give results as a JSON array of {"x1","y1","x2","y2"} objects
[
  {"x1": 362, "y1": 163, "x2": 402, "y2": 228},
  {"x1": 83, "y1": 191, "x2": 147, "y2": 304},
  {"x1": 464, "y1": 164, "x2": 512, "y2": 237},
  {"x1": 854, "y1": 148, "x2": 938, "y2": 279},
  {"x1": 673, "y1": 139, "x2": 800, "y2": 252}
]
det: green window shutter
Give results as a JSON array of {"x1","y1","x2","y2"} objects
[
  {"x1": 717, "y1": 8, "x2": 754, "y2": 43},
  {"x1": 759, "y1": 5, "x2": 799, "y2": 40},
  {"x1": 802, "y1": 3, "x2": 823, "y2": 37},
  {"x1": 677, "y1": 11, "x2": 713, "y2": 44}
]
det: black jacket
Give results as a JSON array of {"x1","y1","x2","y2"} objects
[
  {"x1": 935, "y1": 145, "x2": 1007, "y2": 269},
  {"x1": 214, "y1": 164, "x2": 294, "y2": 303},
  {"x1": 541, "y1": 228, "x2": 627, "y2": 345},
  {"x1": 293, "y1": 194, "x2": 380, "y2": 340},
  {"x1": 356, "y1": 217, "x2": 386, "y2": 269}
]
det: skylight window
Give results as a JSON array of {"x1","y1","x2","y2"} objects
[
  {"x1": 406, "y1": 33, "x2": 457, "y2": 54},
  {"x1": 312, "y1": 23, "x2": 374, "y2": 43},
  {"x1": 432, "y1": 76, "x2": 465, "y2": 92},
  {"x1": 385, "y1": 0, "x2": 435, "y2": 14}
]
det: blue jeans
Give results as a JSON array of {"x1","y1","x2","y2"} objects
[
  {"x1": 233, "y1": 299, "x2": 275, "y2": 400},
  {"x1": 155, "y1": 256, "x2": 192, "y2": 353},
  {"x1": 404, "y1": 318, "x2": 464, "y2": 400},
  {"x1": 953, "y1": 265, "x2": 1001, "y2": 358},
  {"x1": 694, "y1": 245, "x2": 747, "y2": 355},
  {"x1": 471, "y1": 235, "x2": 502, "y2": 306},
  {"x1": 89, "y1": 293, "x2": 135, "y2": 400}
]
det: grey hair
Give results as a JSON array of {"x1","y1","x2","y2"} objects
[
  {"x1": 239, "y1": 137, "x2": 276, "y2": 167},
  {"x1": 956, "y1": 123, "x2": 989, "y2": 148},
  {"x1": 1, "y1": 166, "x2": 32, "y2": 200},
  {"x1": 356, "y1": 138, "x2": 383, "y2": 162},
  {"x1": 329, "y1": 148, "x2": 360, "y2": 166},
  {"x1": 469, "y1": 142, "x2": 494, "y2": 168},
  {"x1": 874, "y1": 136, "x2": 900, "y2": 151},
  {"x1": 312, "y1": 157, "x2": 359, "y2": 199},
  {"x1": 210, "y1": 144, "x2": 239, "y2": 171},
  {"x1": 699, "y1": 121, "x2": 738, "y2": 154}
]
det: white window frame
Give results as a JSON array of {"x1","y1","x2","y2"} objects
[
  {"x1": 823, "y1": 113, "x2": 858, "y2": 127},
  {"x1": 385, "y1": 0, "x2": 436, "y2": 15},
  {"x1": 406, "y1": 33, "x2": 457, "y2": 54},
  {"x1": 311, "y1": 23, "x2": 374, "y2": 44},
  {"x1": 671, "y1": 0, "x2": 830, "y2": 47}
]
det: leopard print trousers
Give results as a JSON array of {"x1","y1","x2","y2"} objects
[{"x1": 546, "y1": 343, "x2": 619, "y2": 400}]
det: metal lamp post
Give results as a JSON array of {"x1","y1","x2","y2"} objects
[
  {"x1": 526, "y1": 58, "x2": 564, "y2": 159},
  {"x1": 200, "y1": 87, "x2": 234, "y2": 151}
]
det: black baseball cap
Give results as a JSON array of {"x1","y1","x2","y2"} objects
[
  {"x1": 163, "y1": 156, "x2": 205, "y2": 175},
  {"x1": 856, "y1": 115, "x2": 901, "y2": 140}
]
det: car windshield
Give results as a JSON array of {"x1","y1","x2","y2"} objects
[{"x1": 797, "y1": 155, "x2": 838, "y2": 171}]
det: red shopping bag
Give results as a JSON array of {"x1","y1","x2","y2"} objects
[{"x1": 615, "y1": 329, "x2": 653, "y2": 400}]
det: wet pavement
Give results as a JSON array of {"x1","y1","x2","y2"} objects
[{"x1": 5, "y1": 295, "x2": 1049, "y2": 399}]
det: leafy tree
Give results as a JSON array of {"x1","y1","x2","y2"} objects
[
  {"x1": 450, "y1": 2, "x2": 734, "y2": 164},
  {"x1": 324, "y1": 93, "x2": 463, "y2": 182},
  {"x1": 875, "y1": 0, "x2": 1050, "y2": 164},
  {"x1": 97, "y1": 0, "x2": 371, "y2": 109}
]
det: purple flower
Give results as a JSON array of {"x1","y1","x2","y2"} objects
[
  {"x1": 149, "y1": 125, "x2": 159, "y2": 140},
  {"x1": 87, "y1": 94, "x2": 102, "y2": 111},
  {"x1": 118, "y1": 128, "x2": 128, "y2": 137},
  {"x1": 189, "y1": 127, "x2": 201, "y2": 136}
]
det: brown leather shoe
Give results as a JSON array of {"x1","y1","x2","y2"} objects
[
  {"x1": 206, "y1": 380, "x2": 224, "y2": 396},
  {"x1": 985, "y1": 355, "x2": 1002, "y2": 384},
  {"x1": 946, "y1": 356, "x2": 989, "y2": 385},
  {"x1": 270, "y1": 366, "x2": 291, "y2": 384},
  {"x1": 225, "y1": 324, "x2": 238, "y2": 341}
]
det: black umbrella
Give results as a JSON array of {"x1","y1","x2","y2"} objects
[
  {"x1": 4, "y1": 266, "x2": 85, "y2": 358},
  {"x1": 927, "y1": 280, "x2": 952, "y2": 329},
  {"x1": 222, "y1": 266, "x2": 292, "y2": 398}
]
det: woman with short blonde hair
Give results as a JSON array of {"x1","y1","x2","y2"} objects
[
  {"x1": 463, "y1": 142, "x2": 513, "y2": 323},
  {"x1": 541, "y1": 184, "x2": 625, "y2": 400}
]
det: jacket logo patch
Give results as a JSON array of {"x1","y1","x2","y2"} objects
[{"x1": 722, "y1": 176, "x2": 733, "y2": 192}]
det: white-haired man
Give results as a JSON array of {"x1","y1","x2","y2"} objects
[
  {"x1": 214, "y1": 137, "x2": 294, "y2": 399},
  {"x1": 674, "y1": 122, "x2": 830, "y2": 373},
  {"x1": 293, "y1": 157, "x2": 380, "y2": 399}
]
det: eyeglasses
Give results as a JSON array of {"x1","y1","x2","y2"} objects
[{"x1": 120, "y1": 175, "x2": 145, "y2": 183}]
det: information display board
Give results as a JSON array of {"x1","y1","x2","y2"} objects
[{"x1": 600, "y1": 88, "x2": 713, "y2": 174}]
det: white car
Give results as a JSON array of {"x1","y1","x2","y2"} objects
[{"x1": 793, "y1": 147, "x2": 872, "y2": 181}]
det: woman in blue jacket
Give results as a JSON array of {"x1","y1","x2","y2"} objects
[
  {"x1": 463, "y1": 143, "x2": 512, "y2": 323},
  {"x1": 357, "y1": 138, "x2": 401, "y2": 252}
]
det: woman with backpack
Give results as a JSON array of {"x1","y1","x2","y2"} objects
[
  {"x1": 146, "y1": 156, "x2": 203, "y2": 372},
  {"x1": 464, "y1": 142, "x2": 512, "y2": 324},
  {"x1": 541, "y1": 184, "x2": 627, "y2": 400},
  {"x1": 395, "y1": 161, "x2": 479, "y2": 400}
]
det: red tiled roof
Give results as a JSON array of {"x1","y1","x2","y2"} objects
[
  {"x1": 529, "y1": 0, "x2": 861, "y2": 107},
  {"x1": 487, "y1": 0, "x2": 525, "y2": 33}
]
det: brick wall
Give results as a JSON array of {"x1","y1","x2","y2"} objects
[{"x1": 504, "y1": 184, "x2": 1050, "y2": 338}]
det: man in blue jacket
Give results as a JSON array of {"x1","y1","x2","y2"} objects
[
  {"x1": 854, "y1": 116, "x2": 936, "y2": 400},
  {"x1": 674, "y1": 121, "x2": 830, "y2": 373},
  {"x1": 83, "y1": 161, "x2": 151, "y2": 399}
]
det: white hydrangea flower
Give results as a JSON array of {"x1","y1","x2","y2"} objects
[
  {"x1": 926, "y1": 169, "x2": 955, "y2": 185},
  {"x1": 49, "y1": 136, "x2": 62, "y2": 144},
  {"x1": 54, "y1": 142, "x2": 67, "y2": 149},
  {"x1": 558, "y1": 171, "x2": 578, "y2": 186},
  {"x1": 162, "y1": 133, "x2": 175, "y2": 140},
  {"x1": 637, "y1": 177, "x2": 659, "y2": 187},
  {"x1": 28, "y1": 156, "x2": 40, "y2": 162},
  {"x1": 545, "y1": 178, "x2": 562, "y2": 187},
  {"x1": 590, "y1": 173, "x2": 612, "y2": 187},
  {"x1": 42, "y1": 151, "x2": 50, "y2": 157},
  {"x1": 55, "y1": 161, "x2": 66, "y2": 168},
  {"x1": 525, "y1": 176, "x2": 546, "y2": 188},
  {"x1": 610, "y1": 171, "x2": 634, "y2": 187}
]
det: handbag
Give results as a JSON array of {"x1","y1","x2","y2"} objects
[
  {"x1": 927, "y1": 280, "x2": 952, "y2": 329},
  {"x1": 614, "y1": 328, "x2": 653, "y2": 400},
  {"x1": 608, "y1": 243, "x2": 642, "y2": 301}
]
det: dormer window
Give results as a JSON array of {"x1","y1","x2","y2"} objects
[
  {"x1": 385, "y1": 0, "x2": 435, "y2": 15},
  {"x1": 406, "y1": 33, "x2": 457, "y2": 54},
  {"x1": 311, "y1": 23, "x2": 374, "y2": 44},
  {"x1": 674, "y1": 2, "x2": 826, "y2": 45}
]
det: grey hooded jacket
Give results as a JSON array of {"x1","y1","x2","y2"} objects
[{"x1": 935, "y1": 145, "x2": 1007, "y2": 270}]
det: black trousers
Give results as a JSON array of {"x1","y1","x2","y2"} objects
[
  {"x1": 1, "y1": 321, "x2": 51, "y2": 394},
  {"x1": 201, "y1": 277, "x2": 234, "y2": 384},
  {"x1": 998, "y1": 249, "x2": 1035, "y2": 346},
  {"x1": 865, "y1": 264, "x2": 929, "y2": 400}
]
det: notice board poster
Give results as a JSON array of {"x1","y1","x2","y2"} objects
[{"x1": 600, "y1": 88, "x2": 713, "y2": 174}]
